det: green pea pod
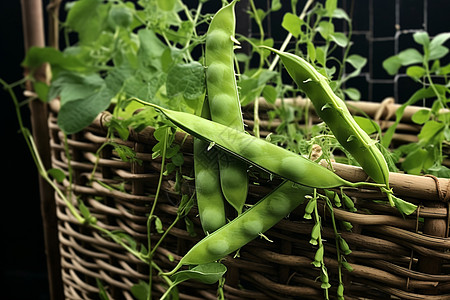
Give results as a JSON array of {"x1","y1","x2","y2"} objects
[
  {"x1": 162, "y1": 180, "x2": 313, "y2": 275},
  {"x1": 205, "y1": 0, "x2": 248, "y2": 214},
  {"x1": 262, "y1": 47, "x2": 390, "y2": 190},
  {"x1": 194, "y1": 100, "x2": 227, "y2": 234},
  {"x1": 142, "y1": 102, "x2": 378, "y2": 189}
]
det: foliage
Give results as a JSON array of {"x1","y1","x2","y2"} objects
[{"x1": 382, "y1": 31, "x2": 450, "y2": 176}]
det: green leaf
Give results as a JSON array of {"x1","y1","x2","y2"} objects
[
  {"x1": 411, "y1": 109, "x2": 431, "y2": 124},
  {"x1": 427, "y1": 165, "x2": 450, "y2": 178},
  {"x1": 307, "y1": 41, "x2": 316, "y2": 62},
  {"x1": 22, "y1": 46, "x2": 87, "y2": 75},
  {"x1": 96, "y1": 279, "x2": 110, "y2": 300},
  {"x1": 353, "y1": 116, "x2": 380, "y2": 135},
  {"x1": 316, "y1": 21, "x2": 334, "y2": 40},
  {"x1": 418, "y1": 120, "x2": 445, "y2": 143},
  {"x1": 347, "y1": 54, "x2": 367, "y2": 70},
  {"x1": 437, "y1": 62, "x2": 450, "y2": 75},
  {"x1": 406, "y1": 65, "x2": 425, "y2": 80},
  {"x1": 34, "y1": 81, "x2": 50, "y2": 102},
  {"x1": 281, "y1": 13, "x2": 304, "y2": 38},
  {"x1": 271, "y1": 0, "x2": 282, "y2": 11},
  {"x1": 137, "y1": 29, "x2": 168, "y2": 71},
  {"x1": 398, "y1": 48, "x2": 423, "y2": 66},
  {"x1": 401, "y1": 148, "x2": 428, "y2": 175},
  {"x1": 57, "y1": 84, "x2": 115, "y2": 134},
  {"x1": 78, "y1": 200, "x2": 92, "y2": 220},
  {"x1": 429, "y1": 45, "x2": 449, "y2": 61},
  {"x1": 48, "y1": 72, "x2": 105, "y2": 104},
  {"x1": 344, "y1": 87, "x2": 361, "y2": 100},
  {"x1": 66, "y1": 0, "x2": 109, "y2": 44},
  {"x1": 157, "y1": 0, "x2": 176, "y2": 11},
  {"x1": 313, "y1": 46, "x2": 326, "y2": 67},
  {"x1": 166, "y1": 62, "x2": 206, "y2": 101},
  {"x1": 429, "y1": 32, "x2": 450, "y2": 54},
  {"x1": 171, "y1": 263, "x2": 227, "y2": 285},
  {"x1": 47, "y1": 168, "x2": 66, "y2": 183},
  {"x1": 131, "y1": 281, "x2": 150, "y2": 300},
  {"x1": 413, "y1": 31, "x2": 430, "y2": 47},
  {"x1": 382, "y1": 55, "x2": 402, "y2": 75},
  {"x1": 381, "y1": 87, "x2": 436, "y2": 147},
  {"x1": 391, "y1": 195, "x2": 417, "y2": 215},
  {"x1": 262, "y1": 85, "x2": 277, "y2": 104},
  {"x1": 332, "y1": 8, "x2": 350, "y2": 22},
  {"x1": 330, "y1": 32, "x2": 348, "y2": 47}
]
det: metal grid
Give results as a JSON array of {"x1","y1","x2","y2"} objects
[{"x1": 239, "y1": 0, "x2": 450, "y2": 104}]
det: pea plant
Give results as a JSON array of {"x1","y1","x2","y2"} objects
[
  {"x1": 382, "y1": 31, "x2": 450, "y2": 177},
  {"x1": 5, "y1": 0, "x2": 425, "y2": 299}
]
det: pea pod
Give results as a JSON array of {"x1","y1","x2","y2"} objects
[
  {"x1": 141, "y1": 102, "x2": 377, "y2": 189},
  {"x1": 163, "y1": 180, "x2": 313, "y2": 275},
  {"x1": 194, "y1": 100, "x2": 226, "y2": 233},
  {"x1": 205, "y1": 0, "x2": 248, "y2": 214},
  {"x1": 262, "y1": 47, "x2": 390, "y2": 190}
]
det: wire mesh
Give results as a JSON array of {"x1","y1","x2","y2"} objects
[{"x1": 237, "y1": 0, "x2": 450, "y2": 105}]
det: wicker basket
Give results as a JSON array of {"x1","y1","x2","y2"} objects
[{"x1": 47, "y1": 98, "x2": 450, "y2": 300}]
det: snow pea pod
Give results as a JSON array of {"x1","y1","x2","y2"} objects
[
  {"x1": 194, "y1": 100, "x2": 227, "y2": 234},
  {"x1": 205, "y1": 0, "x2": 248, "y2": 214},
  {"x1": 140, "y1": 102, "x2": 375, "y2": 189},
  {"x1": 263, "y1": 47, "x2": 390, "y2": 189},
  {"x1": 163, "y1": 180, "x2": 313, "y2": 275}
]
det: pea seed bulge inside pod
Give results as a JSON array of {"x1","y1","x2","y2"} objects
[
  {"x1": 173, "y1": 181, "x2": 313, "y2": 267},
  {"x1": 152, "y1": 106, "x2": 352, "y2": 189}
]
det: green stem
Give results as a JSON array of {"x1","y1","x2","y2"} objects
[
  {"x1": 325, "y1": 197, "x2": 344, "y2": 298},
  {"x1": 313, "y1": 190, "x2": 329, "y2": 300},
  {"x1": 147, "y1": 126, "x2": 169, "y2": 299}
]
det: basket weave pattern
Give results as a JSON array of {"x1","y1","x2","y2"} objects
[{"x1": 48, "y1": 103, "x2": 450, "y2": 300}]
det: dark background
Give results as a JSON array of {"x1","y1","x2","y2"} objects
[{"x1": 1, "y1": 1, "x2": 449, "y2": 299}]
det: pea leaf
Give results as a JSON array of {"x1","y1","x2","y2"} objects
[
  {"x1": 411, "y1": 109, "x2": 431, "y2": 124},
  {"x1": 401, "y1": 147, "x2": 430, "y2": 175},
  {"x1": 131, "y1": 281, "x2": 150, "y2": 300},
  {"x1": 397, "y1": 48, "x2": 423, "y2": 66},
  {"x1": 157, "y1": 0, "x2": 176, "y2": 11},
  {"x1": 353, "y1": 116, "x2": 380, "y2": 135},
  {"x1": 330, "y1": 32, "x2": 348, "y2": 47},
  {"x1": 429, "y1": 32, "x2": 450, "y2": 50},
  {"x1": 343, "y1": 88, "x2": 361, "y2": 100},
  {"x1": 406, "y1": 65, "x2": 425, "y2": 80},
  {"x1": 96, "y1": 279, "x2": 110, "y2": 300},
  {"x1": 166, "y1": 62, "x2": 206, "y2": 101},
  {"x1": 325, "y1": 0, "x2": 337, "y2": 15},
  {"x1": 391, "y1": 195, "x2": 417, "y2": 215},
  {"x1": 316, "y1": 21, "x2": 334, "y2": 40},
  {"x1": 281, "y1": 13, "x2": 304, "y2": 38},
  {"x1": 413, "y1": 31, "x2": 430, "y2": 47},
  {"x1": 48, "y1": 71, "x2": 105, "y2": 104},
  {"x1": 418, "y1": 120, "x2": 445, "y2": 143},
  {"x1": 47, "y1": 168, "x2": 66, "y2": 183},
  {"x1": 347, "y1": 54, "x2": 367, "y2": 70},
  {"x1": 429, "y1": 45, "x2": 449, "y2": 61},
  {"x1": 22, "y1": 46, "x2": 87, "y2": 75},
  {"x1": 57, "y1": 84, "x2": 115, "y2": 134},
  {"x1": 170, "y1": 263, "x2": 227, "y2": 285},
  {"x1": 382, "y1": 55, "x2": 402, "y2": 76},
  {"x1": 66, "y1": 0, "x2": 109, "y2": 44},
  {"x1": 137, "y1": 29, "x2": 168, "y2": 71},
  {"x1": 262, "y1": 85, "x2": 277, "y2": 104},
  {"x1": 271, "y1": 0, "x2": 282, "y2": 11}
]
